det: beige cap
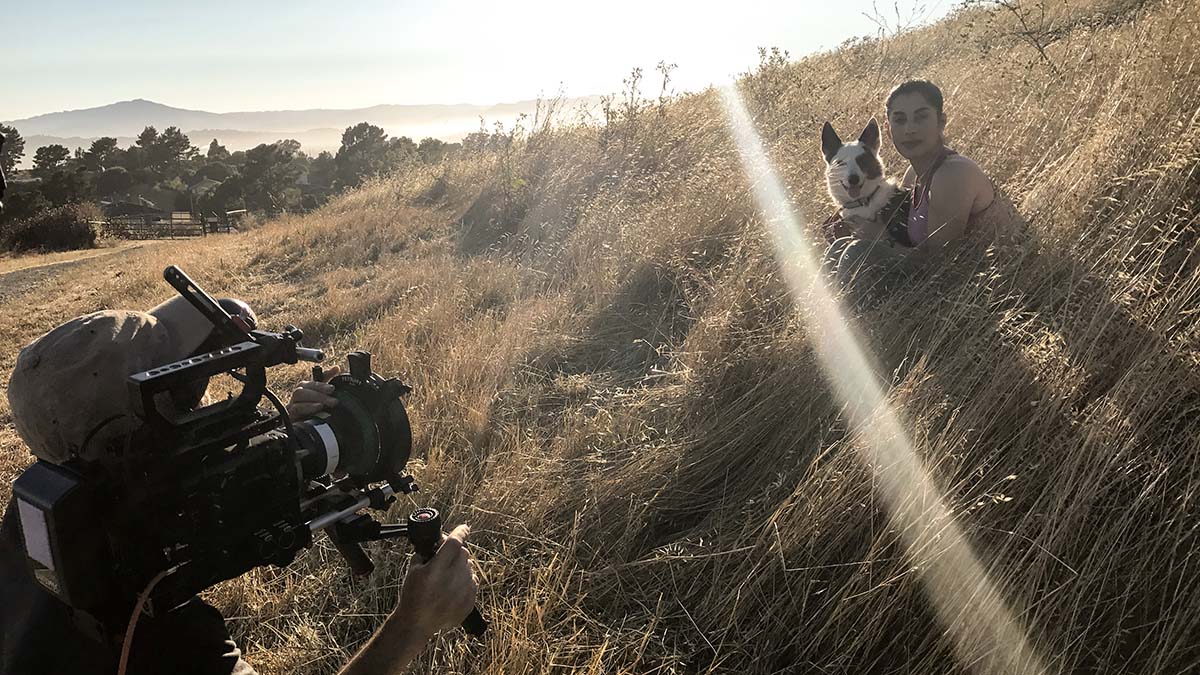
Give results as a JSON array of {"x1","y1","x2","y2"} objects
[{"x1": 6, "y1": 297, "x2": 214, "y2": 464}]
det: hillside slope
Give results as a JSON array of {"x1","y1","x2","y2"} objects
[{"x1": 2, "y1": 1, "x2": 1199, "y2": 673}]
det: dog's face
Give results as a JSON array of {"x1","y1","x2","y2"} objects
[{"x1": 821, "y1": 118, "x2": 886, "y2": 205}]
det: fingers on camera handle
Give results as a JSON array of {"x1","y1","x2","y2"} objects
[
  {"x1": 413, "y1": 556, "x2": 488, "y2": 636},
  {"x1": 411, "y1": 527, "x2": 488, "y2": 637}
]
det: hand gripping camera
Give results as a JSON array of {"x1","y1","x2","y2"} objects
[{"x1": 12, "y1": 266, "x2": 486, "y2": 642}]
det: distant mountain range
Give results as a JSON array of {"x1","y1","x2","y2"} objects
[{"x1": 4, "y1": 97, "x2": 601, "y2": 168}]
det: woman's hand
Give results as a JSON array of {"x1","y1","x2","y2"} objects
[{"x1": 286, "y1": 366, "x2": 342, "y2": 419}]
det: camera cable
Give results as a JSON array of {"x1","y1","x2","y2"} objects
[
  {"x1": 116, "y1": 564, "x2": 180, "y2": 675},
  {"x1": 115, "y1": 379, "x2": 291, "y2": 674}
]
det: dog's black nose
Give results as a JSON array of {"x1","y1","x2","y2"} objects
[{"x1": 847, "y1": 174, "x2": 860, "y2": 185}]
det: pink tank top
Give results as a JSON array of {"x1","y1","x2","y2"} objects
[{"x1": 907, "y1": 148, "x2": 956, "y2": 246}]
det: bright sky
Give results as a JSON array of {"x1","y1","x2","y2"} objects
[{"x1": 3, "y1": 0, "x2": 951, "y2": 120}]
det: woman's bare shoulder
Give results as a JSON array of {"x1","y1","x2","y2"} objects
[
  {"x1": 942, "y1": 153, "x2": 990, "y2": 183},
  {"x1": 930, "y1": 153, "x2": 993, "y2": 198}
]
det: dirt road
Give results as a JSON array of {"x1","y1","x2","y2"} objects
[{"x1": 0, "y1": 243, "x2": 157, "y2": 303}]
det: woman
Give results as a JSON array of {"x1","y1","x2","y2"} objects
[{"x1": 826, "y1": 80, "x2": 1021, "y2": 288}]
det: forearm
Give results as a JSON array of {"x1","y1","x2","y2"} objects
[
  {"x1": 338, "y1": 524, "x2": 477, "y2": 675},
  {"x1": 337, "y1": 614, "x2": 434, "y2": 675}
]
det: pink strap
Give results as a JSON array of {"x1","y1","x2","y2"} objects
[{"x1": 907, "y1": 148, "x2": 955, "y2": 245}]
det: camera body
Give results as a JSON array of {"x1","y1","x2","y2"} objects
[{"x1": 12, "y1": 266, "x2": 415, "y2": 638}]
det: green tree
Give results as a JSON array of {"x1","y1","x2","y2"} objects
[
  {"x1": 241, "y1": 140, "x2": 303, "y2": 213},
  {"x1": 196, "y1": 162, "x2": 234, "y2": 183},
  {"x1": 41, "y1": 168, "x2": 92, "y2": 206},
  {"x1": 390, "y1": 135, "x2": 418, "y2": 162},
  {"x1": 95, "y1": 167, "x2": 134, "y2": 199},
  {"x1": 308, "y1": 150, "x2": 335, "y2": 188},
  {"x1": 127, "y1": 128, "x2": 160, "y2": 174},
  {"x1": 207, "y1": 139, "x2": 230, "y2": 161},
  {"x1": 158, "y1": 176, "x2": 191, "y2": 212},
  {"x1": 417, "y1": 137, "x2": 452, "y2": 163},
  {"x1": 128, "y1": 166, "x2": 157, "y2": 187},
  {"x1": 155, "y1": 127, "x2": 198, "y2": 171},
  {"x1": 141, "y1": 126, "x2": 196, "y2": 172},
  {"x1": 83, "y1": 137, "x2": 120, "y2": 171},
  {"x1": 0, "y1": 189, "x2": 50, "y2": 226},
  {"x1": 334, "y1": 122, "x2": 394, "y2": 188},
  {"x1": 136, "y1": 126, "x2": 159, "y2": 151},
  {"x1": 201, "y1": 175, "x2": 245, "y2": 214},
  {"x1": 118, "y1": 145, "x2": 148, "y2": 171},
  {"x1": 291, "y1": 147, "x2": 312, "y2": 177},
  {"x1": 0, "y1": 125, "x2": 25, "y2": 174},
  {"x1": 32, "y1": 144, "x2": 71, "y2": 179}
]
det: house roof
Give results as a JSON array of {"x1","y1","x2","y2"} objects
[{"x1": 102, "y1": 200, "x2": 165, "y2": 217}]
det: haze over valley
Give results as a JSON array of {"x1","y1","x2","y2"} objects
[{"x1": 4, "y1": 96, "x2": 601, "y2": 169}]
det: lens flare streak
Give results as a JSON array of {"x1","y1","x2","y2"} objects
[{"x1": 718, "y1": 86, "x2": 1048, "y2": 675}]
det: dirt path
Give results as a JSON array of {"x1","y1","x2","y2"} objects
[
  {"x1": 0, "y1": 242, "x2": 159, "y2": 303},
  {"x1": 0, "y1": 240, "x2": 160, "y2": 275}
]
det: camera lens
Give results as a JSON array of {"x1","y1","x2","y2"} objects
[{"x1": 291, "y1": 387, "x2": 411, "y2": 483}]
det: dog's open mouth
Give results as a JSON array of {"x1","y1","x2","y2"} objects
[{"x1": 844, "y1": 184, "x2": 863, "y2": 199}]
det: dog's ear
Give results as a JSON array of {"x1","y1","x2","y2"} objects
[
  {"x1": 821, "y1": 122, "x2": 843, "y2": 163},
  {"x1": 858, "y1": 118, "x2": 881, "y2": 153}
]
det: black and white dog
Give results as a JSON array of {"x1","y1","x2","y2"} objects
[{"x1": 821, "y1": 118, "x2": 908, "y2": 241}]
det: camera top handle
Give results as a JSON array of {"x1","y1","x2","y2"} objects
[
  {"x1": 131, "y1": 266, "x2": 325, "y2": 435},
  {"x1": 164, "y1": 265, "x2": 253, "y2": 344},
  {"x1": 162, "y1": 265, "x2": 324, "y2": 363}
]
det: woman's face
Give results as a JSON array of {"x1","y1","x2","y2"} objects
[{"x1": 886, "y1": 92, "x2": 946, "y2": 160}]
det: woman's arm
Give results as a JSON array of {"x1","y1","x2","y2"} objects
[{"x1": 919, "y1": 164, "x2": 979, "y2": 250}]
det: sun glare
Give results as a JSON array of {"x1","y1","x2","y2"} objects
[{"x1": 718, "y1": 85, "x2": 1050, "y2": 675}]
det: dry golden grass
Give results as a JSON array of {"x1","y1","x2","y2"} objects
[{"x1": 3, "y1": 0, "x2": 1200, "y2": 672}]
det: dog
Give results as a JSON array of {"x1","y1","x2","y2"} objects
[{"x1": 820, "y1": 118, "x2": 909, "y2": 243}]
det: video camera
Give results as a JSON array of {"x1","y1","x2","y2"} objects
[{"x1": 12, "y1": 265, "x2": 486, "y2": 643}]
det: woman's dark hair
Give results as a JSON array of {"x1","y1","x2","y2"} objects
[{"x1": 886, "y1": 80, "x2": 944, "y2": 114}]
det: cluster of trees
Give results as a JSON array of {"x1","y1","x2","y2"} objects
[{"x1": 0, "y1": 121, "x2": 460, "y2": 227}]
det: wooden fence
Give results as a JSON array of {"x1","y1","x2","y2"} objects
[{"x1": 99, "y1": 211, "x2": 242, "y2": 240}]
